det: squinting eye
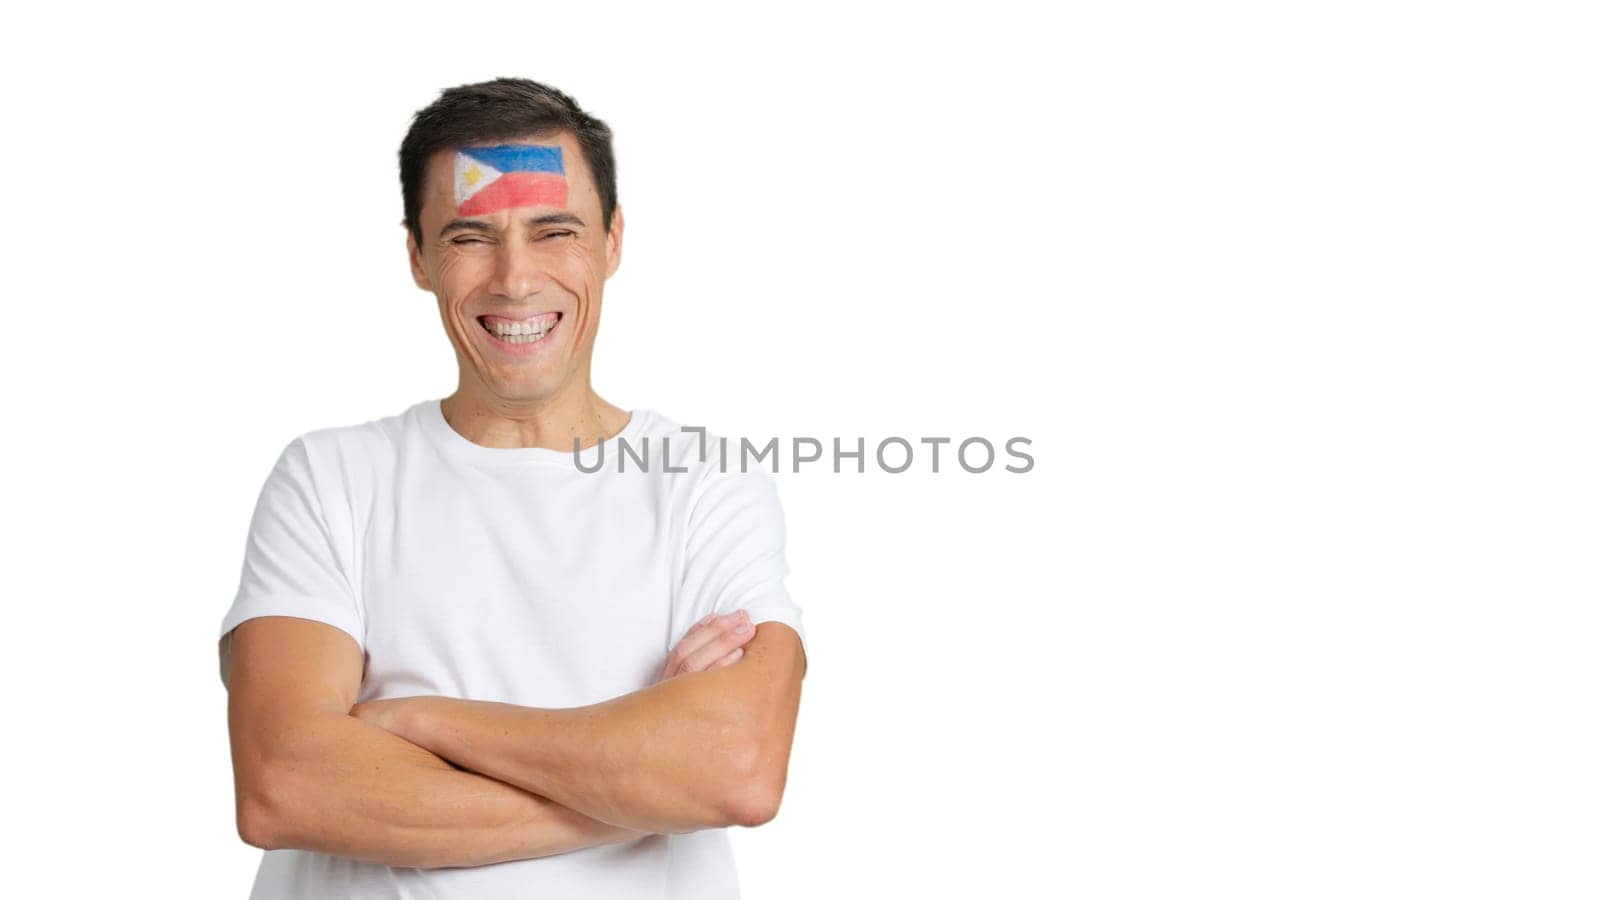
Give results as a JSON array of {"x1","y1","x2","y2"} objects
[
  {"x1": 452, "y1": 237, "x2": 490, "y2": 246},
  {"x1": 540, "y1": 231, "x2": 576, "y2": 240}
]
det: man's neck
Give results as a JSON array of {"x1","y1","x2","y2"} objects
[{"x1": 440, "y1": 387, "x2": 631, "y2": 452}]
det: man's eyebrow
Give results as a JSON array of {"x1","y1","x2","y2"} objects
[
  {"x1": 439, "y1": 219, "x2": 495, "y2": 238},
  {"x1": 437, "y1": 213, "x2": 588, "y2": 239},
  {"x1": 527, "y1": 212, "x2": 587, "y2": 228}
]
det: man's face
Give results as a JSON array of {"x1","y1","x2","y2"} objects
[{"x1": 407, "y1": 131, "x2": 623, "y2": 406}]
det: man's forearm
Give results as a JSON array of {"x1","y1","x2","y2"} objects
[
  {"x1": 376, "y1": 626, "x2": 804, "y2": 835},
  {"x1": 236, "y1": 709, "x2": 649, "y2": 868},
  {"x1": 388, "y1": 670, "x2": 767, "y2": 834}
]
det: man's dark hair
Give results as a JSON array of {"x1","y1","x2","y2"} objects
[{"x1": 399, "y1": 77, "x2": 617, "y2": 246}]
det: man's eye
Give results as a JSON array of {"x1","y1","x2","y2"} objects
[
  {"x1": 452, "y1": 237, "x2": 490, "y2": 246},
  {"x1": 540, "y1": 230, "x2": 576, "y2": 240}
]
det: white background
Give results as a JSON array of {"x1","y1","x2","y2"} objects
[{"x1": 3, "y1": 2, "x2": 1596, "y2": 897}]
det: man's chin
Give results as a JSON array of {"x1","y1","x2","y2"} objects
[{"x1": 480, "y1": 373, "x2": 566, "y2": 404}]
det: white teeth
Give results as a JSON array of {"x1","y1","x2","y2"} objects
[{"x1": 484, "y1": 317, "x2": 556, "y2": 343}]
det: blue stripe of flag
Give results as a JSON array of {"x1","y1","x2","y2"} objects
[{"x1": 462, "y1": 144, "x2": 565, "y2": 174}]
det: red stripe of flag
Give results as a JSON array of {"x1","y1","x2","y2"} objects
[{"x1": 458, "y1": 172, "x2": 569, "y2": 216}]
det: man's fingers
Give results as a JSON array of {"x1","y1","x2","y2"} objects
[
  {"x1": 670, "y1": 611, "x2": 749, "y2": 666},
  {"x1": 658, "y1": 643, "x2": 744, "y2": 682},
  {"x1": 663, "y1": 611, "x2": 756, "y2": 678},
  {"x1": 678, "y1": 614, "x2": 757, "y2": 673},
  {"x1": 658, "y1": 616, "x2": 716, "y2": 680}
]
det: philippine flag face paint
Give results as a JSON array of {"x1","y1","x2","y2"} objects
[{"x1": 454, "y1": 144, "x2": 568, "y2": 217}]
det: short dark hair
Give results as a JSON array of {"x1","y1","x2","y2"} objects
[{"x1": 399, "y1": 77, "x2": 617, "y2": 245}]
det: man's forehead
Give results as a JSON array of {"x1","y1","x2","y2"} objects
[
  {"x1": 428, "y1": 135, "x2": 584, "y2": 223},
  {"x1": 429, "y1": 135, "x2": 583, "y2": 187}
]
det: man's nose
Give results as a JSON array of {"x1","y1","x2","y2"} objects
[{"x1": 487, "y1": 240, "x2": 548, "y2": 301}]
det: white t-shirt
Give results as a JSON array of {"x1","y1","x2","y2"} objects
[{"x1": 218, "y1": 398, "x2": 808, "y2": 900}]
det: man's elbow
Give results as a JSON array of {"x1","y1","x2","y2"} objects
[
  {"x1": 719, "y1": 744, "x2": 787, "y2": 828},
  {"x1": 725, "y1": 786, "x2": 782, "y2": 828},
  {"x1": 235, "y1": 786, "x2": 284, "y2": 851},
  {"x1": 234, "y1": 768, "x2": 296, "y2": 851}
]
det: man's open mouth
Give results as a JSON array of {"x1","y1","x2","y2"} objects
[{"x1": 477, "y1": 312, "x2": 562, "y2": 346}]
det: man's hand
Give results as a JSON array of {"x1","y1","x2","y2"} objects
[{"x1": 656, "y1": 610, "x2": 757, "y2": 682}]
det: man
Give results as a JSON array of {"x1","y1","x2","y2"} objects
[{"x1": 218, "y1": 77, "x2": 808, "y2": 899}]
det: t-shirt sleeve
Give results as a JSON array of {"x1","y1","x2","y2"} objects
[
  {"x1": 217, "y1": 436, "x2": 366, "y2": 688},
  {"x1": 677, "y1": 466, "x2": 809, "y2": 667}
]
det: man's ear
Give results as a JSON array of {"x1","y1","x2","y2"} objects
[
  {"x1": 405, "y1": 225, "x2": 432, "y2": 291},
  {"x1": 604, "y1": 203, "x2": 625, "y2": 279}
]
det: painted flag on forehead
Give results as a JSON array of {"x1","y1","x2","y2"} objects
[{"x1": 454, "y1": 145, "x2": 568, "y2": 216}]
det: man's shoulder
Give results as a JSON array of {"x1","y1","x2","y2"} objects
[{"x1": 283, "y1": 400, "x2": 421, "y2": 473}]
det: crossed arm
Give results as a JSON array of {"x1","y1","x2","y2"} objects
[
  {"x1": 350, "y1": 617, "x2": 806, "y2": 834},
  {"x1": 225, "y1": 612, "x2": 805, "y2": 868}
]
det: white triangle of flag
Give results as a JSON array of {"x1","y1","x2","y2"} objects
[{"x1": 455, "y1": 153, "x2": 503, "y2": 206}]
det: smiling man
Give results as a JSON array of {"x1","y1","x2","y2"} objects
[{"x1": 217, "y1": 78, "x2": 808, "y2": 899}]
